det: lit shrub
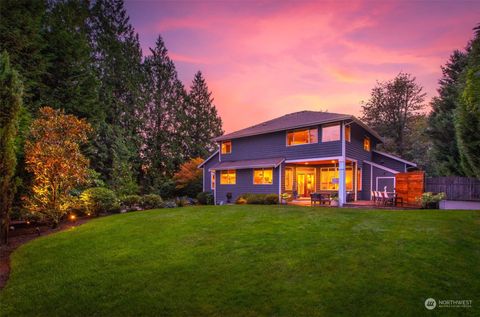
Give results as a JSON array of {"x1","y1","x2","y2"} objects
[{"x1": 80, "y1": 187, "x2": 118, "y2": 215}]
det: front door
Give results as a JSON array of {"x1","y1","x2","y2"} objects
[{"x1": 297, "y1": 168, "x2": 315, "y2": 197}]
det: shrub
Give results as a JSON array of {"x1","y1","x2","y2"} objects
[
  {"x1": 141, "y1": 194, "x2": 163, "y2": 210},
  {"x1": 418, "y1": 192, "x2": 446, "y2": 209},
  {"x1": 176, "y1": 196, "x2": 193, "y2": 207},
  {"x1": 121, "y1": 195, "x2": 142, "y2": 211},
  {"x1": 197, "y1": 191, "x2": 214, "y2": 205},
  {"x1": 80, "y1": 187, "x2": 118, "y2": 215},
  {"x1": 236, "y1": 193, "x2": 279, "y2": 205}
]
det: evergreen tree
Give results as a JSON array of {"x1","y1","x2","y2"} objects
[
  {"x1": 0, "y1": 52, "x2": 23, "y2": 244},
  {"x1": 142, "y1": 36, "x2": 187, "y2": 192},
  {"x1": 186, "y1": 71, "x2": 223, "y2": 158},
  {"x1": 361, "y1": 73, "x2": 426, "y2": 158},
  {"x1": 42, "y1": 0, "x2": 101, "y2": 121},
  {"x1": 0, "y1": 0, "x2": 47, "y2": 113},
  {"x1": 89, "y1": 0, "x2": 144, "y2": 187},
  {"x1": 455, "y1": 24, "x2": 480, "y2": 177},
  {"x1": 427, "y1": 50, "x2": 468, "y2": 176}
]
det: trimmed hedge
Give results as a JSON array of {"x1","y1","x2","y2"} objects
[
  {"x1": 80, "y1": 188, "x2": 119, "y2": 215},
  {"x1": 141, "y1": 194, "x2": 163, "y2": 210},
  {"x1": 236, "y1": 193, "x2": 279, "y2": 205}
]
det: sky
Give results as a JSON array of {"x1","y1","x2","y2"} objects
[{"x1": 124, "y1": 0, "x2": 480, "y2": 133}]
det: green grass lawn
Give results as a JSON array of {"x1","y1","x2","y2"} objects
[{"x1": 1, "y1": 205, "x2": 479, "y2": 316}]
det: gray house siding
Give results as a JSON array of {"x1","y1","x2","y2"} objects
[
  {"x1": 202, "y1": 152, "x2": 220, "y2": 192},
  {"x1": 215, "y1": 167, "x2": 280, "y2": 204},
  {"x1": 345, "y1": 122, "x2": 374, "y2": 163},
  {"x1": 372, "y1": 166, "x2": 396, "y2": 191},
  {"x1": 372, "y1": 152, "x2": 406, "y2": 172},
  {"x1": 220, "y1": 124, "x2": 342, "y2": 162},
  {"x1": 362, "y1": 163, "x2": 372, "y2": 200}
]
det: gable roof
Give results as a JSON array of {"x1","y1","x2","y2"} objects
[
  {"x1": 214, "y1": 110, "x2": 383, "y2": 142},
  {"x1": 372, "y1": 150, "x2": 417, "y2": 167},
  {"x1": 197, "y1": 150, "x2": 219, "y2": 168}
]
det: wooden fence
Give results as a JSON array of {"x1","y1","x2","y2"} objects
[
  {"x1": 396, "y1": 171, "x2": 425, "y2": 206},
  {"x1": 425, "y1": 176, "x2": 480, "y2": 201}
]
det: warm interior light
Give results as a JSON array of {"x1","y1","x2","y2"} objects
[{"x1": 69, "y1": 214, "x2": 76, "y2": 220}]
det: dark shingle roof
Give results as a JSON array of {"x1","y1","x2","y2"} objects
[{"x1": 214, "y1": 111, "x2": 382, "y2": 142}]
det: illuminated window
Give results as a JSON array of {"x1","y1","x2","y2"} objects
[
  {"x1": 285, "y1": 168, "x2": 293, "y2": 190},
  {"x1": 221, "y1": 141, "x2": 232, "y2": 154},
  {"x1": 320, "y1": 167, "x2": 355, "y2": 191},
  {"x1": 363, "y1": 137, "x2": 371, "y2": 151},
  {"x1": 220, "y1": 170, "x2": 236, "y2": 184},
  {"x1": 253, "y1": 168, "x2": 273, "y2": 184},
  {"x1": 345, "y1": 125, "x2": 351, "y2": 142},
  {"x1": 357, "y1": 169, "x2": 362, "y2": 191},
  {"x1": 210, "y1": 172, "x2": 215, "y2": 189},
  {"x1": 287, "y1": 128, "x2": 318, "y2": 146},
  {"x1": 322, "y1": 124, "x2": 340, "y2": 142}
]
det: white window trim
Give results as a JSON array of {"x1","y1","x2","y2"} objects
[
  {"x1": 220, "y1": 169, "x2": 236, "y2": 185},
  {"x1": 322, "y1": 124, "x2": 341, "y2": 143}
]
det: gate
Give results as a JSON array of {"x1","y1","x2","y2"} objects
[{"x1": 395, "y1": 171, "x2": 425, "y2": 205}]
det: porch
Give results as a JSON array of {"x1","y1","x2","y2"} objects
[{"x1": 283, "y1": 158, "x2": 362, "y2": 204}]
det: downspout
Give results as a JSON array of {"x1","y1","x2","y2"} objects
[{"x1": 278, "y1": 163, "x2": 282, "y2": 204}]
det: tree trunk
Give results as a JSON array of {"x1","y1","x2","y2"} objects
[{"x1": 0, "y1": 215, "x2": 9, "y2": 245}]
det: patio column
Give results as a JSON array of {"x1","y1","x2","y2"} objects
[{"x1": 338, "y1": 158, "x2": 346, "y2": 206}]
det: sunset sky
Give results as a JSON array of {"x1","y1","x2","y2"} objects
[{"x1": 125, "y1": 0, "x2": 480, "y2": 133}]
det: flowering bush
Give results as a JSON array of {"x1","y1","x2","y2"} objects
[{"x1": 418, "y1": 192, "x2": 446, "y2": 209}]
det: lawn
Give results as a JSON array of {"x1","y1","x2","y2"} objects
[{"x1": 1, "y1": 205, "x2": 479, "y2": 316}]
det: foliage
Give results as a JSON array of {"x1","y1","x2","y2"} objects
[
  {"x1": 162, "y1": 200, "x2": 178, "y2": 208},
  {"x1": 236, "y1": 193, "x2": 279, "y2": 205},
  {"x1": 455, "y1": 24, "x2": 480, "y2": 178},
  {"x1": 24, "y1": 107, "x2": 92, "y2": 227},
  {"x1": 2, "y1": 206, "x2": 479, "y2": 316},
  {"x1": 80, "y1": 187, "x2": 118, "y2": 215},
  {"x1": 196, "y1": 191, "x2": 214, "y2": 205},
  {"x1": 173, "y1": 157, "x2": 203, "y2": 197},
  {"x1": 120, "y1": 194, "x2": 142, "y2": 211},
  {"x1": 185, "y1": 71, "x2": 224, "y2": 157},
  {"x1": 427, "y1": 50, "x2": 468, "y2": 176},
  {"x1": 175, "y1": 197, "x2": 192, "y2": 207},
  {"x1": 140, "y1": 194, "x2": 163, "y2": 210},
  {"x1": 361, "y1": 72, "x2": 426, "y2": 158},
  {"x1": 418, "y1": 192, "x2": 446, "y2": 209},
  {"x1": 0, "y1": 51, "x2": 23, "y2": 244}
]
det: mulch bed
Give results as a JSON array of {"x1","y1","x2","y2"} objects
[{"x1": 0, "y1": 217, "x2": 92, "y2": 290}]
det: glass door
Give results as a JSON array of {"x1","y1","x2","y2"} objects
[{"x1": 296, "y1": 168, "x2": 315, "y2": 197}]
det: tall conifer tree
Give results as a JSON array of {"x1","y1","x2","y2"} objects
[{"x1": 0, "y1": 52, "x2": 23, "y2": 244}]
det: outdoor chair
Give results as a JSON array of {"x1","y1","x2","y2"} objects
[
  {"x1": 382, "y1": 191, "x2": 395, "y2": 206},
  {"x1": 374, "y1": 191, "x2": 383, "y2": 206}
]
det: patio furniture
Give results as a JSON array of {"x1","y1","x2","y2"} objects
[
  {"x1": 310, "y1": 193, "x2": 331, "y2": 206},
  {"x1": 382, "y1": 191, "x2": 395, "y2": 206}
]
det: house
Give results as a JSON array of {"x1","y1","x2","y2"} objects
[{"x1": 198, "y1": 111, "x2": 416, "y2": 206}]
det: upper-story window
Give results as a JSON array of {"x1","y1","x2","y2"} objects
[
  {"x1": 287, "y1": 128, "x2": 318, "y2": 146},
  {"x1": 363, "y1": 136, "x2": 371, "y2": 151},
  {"x1": 345, "y1": 125, "x2": 351, "y2": 142},
  {"x1": 253, "y1": 168, "x2": 273, "y2": 184},
  {"x1": 322, "y1": 124, "x2": 340, "y2": 142},
  {"x1": 221, "y1": 141, "x2": 232, "y2": 154}
]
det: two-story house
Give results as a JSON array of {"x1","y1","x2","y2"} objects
[{"x1": 198, "y1": 111, "x2": 416, "y2": 206}]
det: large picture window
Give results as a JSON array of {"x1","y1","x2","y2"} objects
[
  {"x1": 253, "y1": 168, "x2": 273, "y2": 184},
  {"x1": 220, "y1": 170, "x2": 236, "y2": 184},
  {"x1": 320, "y1": 167, "x2": 357, "y2": 191},
  {"x1": 287, "y1": 128, "x2": 318, "y2": 146},
  {"x1": 285, "y1": 168, "x2": 293, "y2": 190},
  {"x1": 221, "y1": 141, "x2": 232, "y2": 154},
  {"x1": 322, "y1": 124, "x2": 340, "y2": 142}
]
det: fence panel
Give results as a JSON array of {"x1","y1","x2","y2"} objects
[
  {"x1": 396, "y1": 171, "x2": 425, "y2": 206},
  {"x1": 425, "y1": 177, "x2": 480, "y2": 201}
]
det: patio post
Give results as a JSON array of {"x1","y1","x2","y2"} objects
[{"x1": 338, "y1": 158, "x2": 346, "y2": 206}]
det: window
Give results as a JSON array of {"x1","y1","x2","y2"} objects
[
  {"x1": 287, "y1": 128, "x2": 318, "y2": 146},
  {"x1": 363, "y1": 137, "x2": 371, "y2": 151},
  {"x1": 345, "y1": 125, "x2": 351, "y2": 142},
  {"x1": 322, "y1": 124, "x2": 340, "y2": 142},
  {"x1": 210, "y1": 172, "x2": 215, "y2": 190},
  {"x1": 220, "y1": 170, "x2": 236, "y2": 184},
  {"x1": 221, "y1": 141, "x2": 232, "y2": 154},
  {"x1": 253, "y1": 168, "x2": 273, "y2": 184},
  {"x1": 285, "y1": 168, "x2": 293, "y2": 190},
  {"x1": 357, "y1": 169, "x2": 362, "y2": 191},
  {"x1": 320, "y1": 167, "x2": 356, "y2": 191}
]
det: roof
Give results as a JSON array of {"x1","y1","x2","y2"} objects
[
  {"x1": 209, "y1": 157, "x2": 285, "y2": 171},
  {"x1": 197, "y1": 150, "x2": 219, "y2": 168},
  {"x1": 372, "y1": 150, "x2": 417, "y2": 167},
  {"x1": 214, "y1": 110, "x2": 383, "y2": 142}
]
